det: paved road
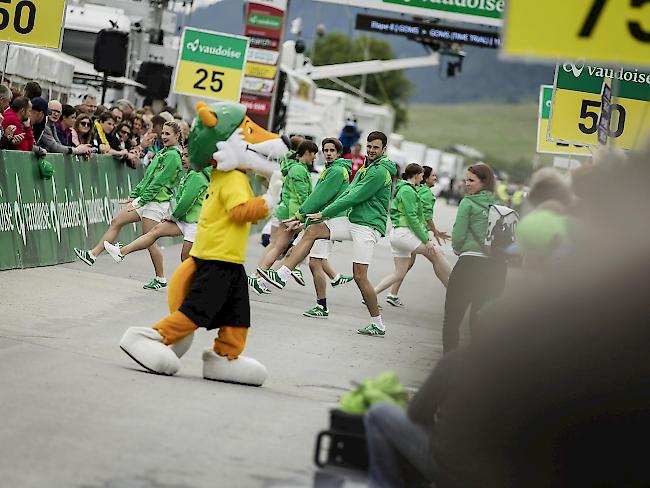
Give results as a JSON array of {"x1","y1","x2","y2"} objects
[{"x1": 0, "y1": 202, "x2": 458, "y2": 488}]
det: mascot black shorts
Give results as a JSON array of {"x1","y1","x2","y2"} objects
[{"x1": 179, "y1": 258, "x2": 250, "y2": 329}]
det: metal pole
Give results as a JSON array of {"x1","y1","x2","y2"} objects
[
  {"x1": 266, "y1": 0, "x2": 290, "y2": 131},
  {"x1": 101, "y1": 73, "x2": 108, "y2": 105},
  {"x1": 360, "y1": 37, "x2": 370, "y2": 93},
  {"x1": 1, "y1": 43, "x2": 10, "y2": 85}
]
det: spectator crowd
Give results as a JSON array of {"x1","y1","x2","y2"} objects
[{"x1": 0, "y1": 81, "x2": 190, "y2": 168}]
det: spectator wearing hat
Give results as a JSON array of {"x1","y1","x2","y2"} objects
[
  {"x1": 30, "y1": 96, "x2": 50, "y2": 143},
  {"x1": 2, "y1": 96, "x2": 34, "y2": 151},
  {"x1": 37, "y1": 99, "x2": 92, "y2": 155}
]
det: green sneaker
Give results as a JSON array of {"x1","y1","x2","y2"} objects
[
  {"x1": 256, "y1": 268, "x2": 287, "y2": 289},
  {"x1": 303, "y1": 305, "x2": 329, "y2": 319},
  {"x1": 143, "y1": 278, "x2": 167, "y2": 290},
  {"x1": 331, "y1": 275, "x2": 354, "y2": 287},
  {"x1": 291, "y1": 267, "x2": 306, "y2": 286},
  {"x1": 248, "y1": 275, "x2": 264, "y2": 295},
  {"x1": 357, "y1": 324, "x2": 386, "y2": 337},
  {"x1": 74, "y1": 248, "x2": 96, "y2": 266},
  {"x1": 386, "y1": 295, "x2": 405, "y2": 307}
]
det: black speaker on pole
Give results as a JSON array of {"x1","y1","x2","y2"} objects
[
  {"x1": 93, "y1": 29, "x2": 129, "y2": 77},
  {"x1": 135, "y1": 62, "x2": 174, "y2": 99}
]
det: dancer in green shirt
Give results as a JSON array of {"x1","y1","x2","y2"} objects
[
  {"x1": 104, "y1": 147, "x2": 211, "y2": 265},
  {"x1": 287, "y1": 137, "x2": 355, "y2": 319},
  {"x1": 258, "y1": 131, "x2": 397, "y2": 337},
  {"x1": 74, "y1": 121, "x2": 184, "y2": 289},
  {"x1": 377, "y1": 165, "x2": 451, "y2": 307}
]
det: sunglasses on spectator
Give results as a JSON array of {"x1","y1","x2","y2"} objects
[
  {"x1": 50, "y1": 109, "x2": 61, "y2": 114},
  {"x1": 79, "y1": 121, "x2": 91, "y2": 127},
  {"x1": 120, "y1": 130, "x2": 131, "y2": 136}
]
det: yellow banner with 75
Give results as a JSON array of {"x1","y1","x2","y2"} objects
[{"x1": 502, "y1": 0, "x2": 650, "y2": 67}]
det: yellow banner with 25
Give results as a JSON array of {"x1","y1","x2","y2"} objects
[
  {"x1": 503, "y1": 0, "x2": 650, "y2": 67},
  {"x1": 0, "y1": 0, "x2": 67, "y2": 49},
  {"x1": 173, "y1": 28, "x2": 249, "y2": 102}
]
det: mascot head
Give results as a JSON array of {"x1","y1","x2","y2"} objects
[{"x1": 188, "y1": 101, "x2": 288, "y2": 177}]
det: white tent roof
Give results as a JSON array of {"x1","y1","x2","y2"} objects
[
  {"x1": 0, "y1": 44, "x2": 74, "y2": 91},
  {"x1": 0, "y1": 44, "x2": 144, "y2": 90}
]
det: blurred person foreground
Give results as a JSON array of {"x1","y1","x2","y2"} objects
[{"x1": 363, "y1": 148, "x2": 650, "y2": 488}]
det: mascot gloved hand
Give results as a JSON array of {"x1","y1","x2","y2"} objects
[
  {"x1": 212, "y1": 128, "x2": 246, "y2": 173},
  {"x1": 119, "y1": 101, "x2": 288, "y2": 386}
]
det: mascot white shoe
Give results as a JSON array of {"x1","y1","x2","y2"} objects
[
  {"x1": 119, "y1": 101, "x2": 286, "y2": 387},
  {"x1": 202, "y1": 349, "x2": 268, "y2": 386},
  {"x1": 119, "y1": 327, "x2": 181, "y2": 376}
]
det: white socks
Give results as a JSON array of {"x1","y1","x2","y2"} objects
[
  {"x1": 332, "y1": 273, "x2": 341, "y2": 283},
  {"x1": 156, "y1": 276, "x2": 167, "y2": 283},
  {"x1": 258, "y1": 277, "x2": 271, "y2": 288},
  {"x1": 371, "y1": 315, "x2": 385, "y2": 331},
  {"x1": 277, "y1": 266, "x2": 292, "y2": 281}
]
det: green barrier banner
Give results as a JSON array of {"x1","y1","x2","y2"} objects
[{"x1": 0, "y1": 152, "x2": 144, "y2": 271}]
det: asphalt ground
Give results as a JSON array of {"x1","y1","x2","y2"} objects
[{"x1": 0, "y1": 201, "x2": 458, "y2": 488}]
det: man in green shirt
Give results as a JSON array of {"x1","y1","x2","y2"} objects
[
  {"x1": 285, "y1": 137, "x2": 354, "y2": 319},
  {"x1": 258, "y1": 131, "x2": 397, "y2": 337}
]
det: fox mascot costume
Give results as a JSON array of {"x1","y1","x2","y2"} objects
[{"x1": 119, "y1": 101, "x2": 286, "y2": 386}]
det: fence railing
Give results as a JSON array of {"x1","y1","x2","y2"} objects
[{"x1": 0, "y1": 151, "x2": 269, "y2": 271}]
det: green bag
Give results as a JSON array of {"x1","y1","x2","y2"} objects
[
  {"x1": 339, "y1": 371, "x2": 409, "y2": 415},
  {"x1": 38, "y1": 159, "x2": 54, "y2": 180}
]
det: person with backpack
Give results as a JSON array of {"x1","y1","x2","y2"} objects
[
  {"x1": 103, "y1": 147, "x2": 210, "y2": 265},
  {"x1": 443, "y1": 163, "x2": 507, "y2": 353}
]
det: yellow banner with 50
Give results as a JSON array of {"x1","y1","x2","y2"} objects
[
  {"x1": 0, "y1": 0, "x2": 67, "y2": 49},
  {"x1": 548, "y1": 62, "x2": 650, "y2": 149}
]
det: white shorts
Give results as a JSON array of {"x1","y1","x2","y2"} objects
[
  {"x1": 292, "y1": 230, "x2": 333, "y2": 259},
  {"x1": 310, "y1": 239, "x2": 334, "y2": 259},
  {"x1": 131, "y1": 197, "x2": 170, "y2": 223},
  {"x1": 170, "y1": 217, "x2": 198, "y2": 243},
  {"x1": 390, "y1": 227, "x2": 424, "y2": 258},
  {"x1": 325, "y1": 216, "x2": 380, "y2": 265}
]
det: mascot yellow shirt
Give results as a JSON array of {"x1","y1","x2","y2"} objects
[{"x1": 190, "y1": 169, "x2": 253, "y2": 264}]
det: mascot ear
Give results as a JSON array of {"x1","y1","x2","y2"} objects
[{"x1": 196, "y1": 103, "x2": 218, "y2": 128}]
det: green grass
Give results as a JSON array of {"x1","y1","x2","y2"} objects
[{"x1": 401, "y1": 102, "x2": 551, "y2": 171}]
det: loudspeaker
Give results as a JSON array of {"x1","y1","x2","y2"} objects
[
  {"x1": 93, "y1": 29, "x2": 128, "y2": 77},
  {"x1": 135, "y1": 62, "x2": 173, "y2": 99}
]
